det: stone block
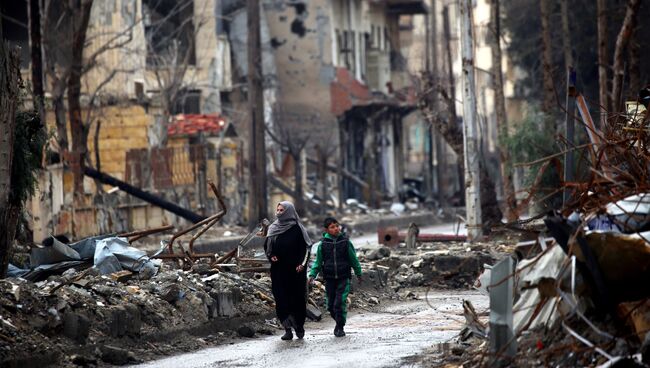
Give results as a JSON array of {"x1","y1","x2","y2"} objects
[
  {"x1": 100, "y1": 345, "x2": 133, "y2": 365},
  {"x1": 63, "y1": 312, "x2": 90, "y2": 344},
  {"x1": 106, "y1": 304, "x2": 141, "y2": 337}
]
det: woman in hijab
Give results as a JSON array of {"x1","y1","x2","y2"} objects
[{"x1": 264, "y1": 201, "x2": 312, "y2": 340}]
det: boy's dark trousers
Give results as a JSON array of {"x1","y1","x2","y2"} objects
[{"x1": 325, "y1": 277, "x2": 350, "y2": 327}]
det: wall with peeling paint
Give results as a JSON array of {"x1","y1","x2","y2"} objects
[
  {"x1": 82, "y1": 0, "x2": 229, "y2": 115},
  {"x1": 263, "y1": 0, "x2": 338, "y2": 146}
]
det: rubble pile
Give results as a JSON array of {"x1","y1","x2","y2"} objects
[
  {"x1": 359, "y1": 242, "x2": 508, "y2": 290},
  {"x1": 0, "y1": 261, "x2": 278, "y2": 366},
  {"x1": 429, "y1": 118, "x2": 650, "y2": 367}
]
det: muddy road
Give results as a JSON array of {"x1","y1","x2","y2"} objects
[{"x1": 131, "y1": 290, "x2": 486, "y2": 368}]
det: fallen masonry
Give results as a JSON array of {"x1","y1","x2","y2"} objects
[{"x1": 0, "y1": 233, "x2": 511, "y2": 367}]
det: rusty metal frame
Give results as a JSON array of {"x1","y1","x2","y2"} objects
[
  {"x1": 155, "y1": 180, "x2": 227, "y2": 261},
  {"x1": 119, "y1": 225, "x2": 175, "y2": 243}
]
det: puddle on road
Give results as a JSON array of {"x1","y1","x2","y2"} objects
[{"x1": 131, "y1": 290, "x2": 487, "y2": 368}]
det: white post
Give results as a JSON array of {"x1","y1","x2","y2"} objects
[{"x1": 459, "y1": 0, "x2": 482, "y2": 241}]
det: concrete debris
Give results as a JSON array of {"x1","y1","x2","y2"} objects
[
  {"x1": 0, "y1": 260, "x2": 274, "y2": 366},
  {"x1": 2, "y1": 207, "x2": 513, "y2": 367},
  {"x1": 442, "y1": 191, "x2": 650, "y2": 367},
  {"x1": 100, "y1": 345, "x2": 136, "y2": 365},
  {"x1": 237, "y1": 325, "x2": 255, "y2": 338}
]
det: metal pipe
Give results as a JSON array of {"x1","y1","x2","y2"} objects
[{"x1": 84, "y1": 167, "x2": 206, "y2": 223}]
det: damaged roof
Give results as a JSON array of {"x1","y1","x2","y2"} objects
[{"x1": 167, "y1": 114, "x2": 227, "y2": 137}]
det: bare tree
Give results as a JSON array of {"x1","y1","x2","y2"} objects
[
  {"x1": 597, "y1": 0, "x2": 609, "y2": 117},
  {"x1": 560, "y1": 0, "x2": 573, "y2": 72},
  {"x1": 0, "y1": 18, "x2": 21, "y2": 276},
  {"x1": 539, "y1": 0, "x2": 554, "y2": 123},
  {"x1": 266, "y1": 108, "x2": 315, "y2": 216},
  {"x1": 417, "y1": 5, "x2": 503, "y2": 230},
  {"x1": 42, "y1": 0, "x2": 140, "y2": 190},
  {"x1": 611, "y1": 0, "x2": 641, "y2": 114},
  {"x1": 144, "y1": 0, "x2": 209, "y2": 148},
  {"x1": 490, "y1": 0, "x2": 517, "y2": 221},
  {"x1": 67, "y1": 0, "x2": 93, "y2": 193},
  {"x1": 628, "y1": 25, "x2": 640, "y2": 99},
  {"x1": 28, "y1": 0, "x2": 45, "y2": 124}
]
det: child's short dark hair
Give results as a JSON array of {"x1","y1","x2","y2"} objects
[{"x1": 323, "y1": 217, "x2": 339, "y2": 228}]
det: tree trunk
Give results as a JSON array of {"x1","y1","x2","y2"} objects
[
  {"x1": 560, "y1": 0, "x2": 573, "y2": 70},
  {"x1": 0, "y1": 22, "x2": 21, "y2": 276},
  {"x1": 247, "y1": 0, "x2": 268, "y2": 225},
  {"x1": 442, "y1": 6, "x2": 463, "y2": 199},
  {"x1": 52, "y1": 80, "x2": 69, "y2": 153},
  {"x1": 628, "y1": 26, "x2": 640, "y2": 99},
  {"x1": 611, "y1": 0, "x2": 641, "y2": 114},
  {"x1": 421, "y1": 5, "x2": 502, "y2": 230},
  {"x1": 561, "y1": 0, "x2": 575, "y2": 206},
  {"x1": 28, "y1": 0, "x2": 45, "y2": 125},
  {"x1": 460, "y1": 0, "x2": 483, "y2": 240},
  {"x1": 490, "y1": 0, "x2": 517, "y2": 222},
  {"x1": 442, "y1": 6, "x2": 457, "y2": 122},
  {"x1": 67, "y1": 0, "x2": 93, "y2": 193},
  {"x1": 597, "y1": 0, "x2": 609, "y2": 119},
  {"x1": 539, "y1": 0, "x2": 555, "y2": 122}
]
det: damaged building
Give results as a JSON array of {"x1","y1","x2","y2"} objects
[
  {"x1": 221, "y1": 0, "x2": 427, "y2": 206},
  {"x1": 3, "y1": 0, "x2": 524, "y2": 241}
]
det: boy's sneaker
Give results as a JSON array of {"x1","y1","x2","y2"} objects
[{"x1": 334, "y1": 324, "x2": 346, "y2": 337}]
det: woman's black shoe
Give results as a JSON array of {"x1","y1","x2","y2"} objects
[
  {"x1": 281, "y1": 328, "x2": 293, "y2": 340},
  {"x1": 295, "y1": 327, "x2": 305, "y2": 339}
]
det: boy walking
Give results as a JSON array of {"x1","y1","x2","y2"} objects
[{"x1": 308, "y1": 217, "x2": 362, "y2": 337}]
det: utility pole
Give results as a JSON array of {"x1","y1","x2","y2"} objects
[
  {"x1": 247, "y1": 0, "x2": 268, "y2": 226},
  {"x1": 459, "y1": 0, "x2": 482, "y2": 241}
]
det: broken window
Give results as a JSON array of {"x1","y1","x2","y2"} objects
[
  {"x1": 143, "y1": 0, "x2": 196, "y2": 67},
  {"x1": 172, "y1": 89, "x2": 201, "y2": 114}
]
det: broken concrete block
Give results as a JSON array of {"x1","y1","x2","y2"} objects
[
  {"x1": 106, "y1": 304, "x2": 141, "y2": 337},
  {"x1": 191, "y1": 263, "x2": 212, "y2": 275},
  {"x1": 63, "y1": 312, "x2": 90, "y2": 344},
  {"x1": 237, "y1": 325, "x2": 255, "y2": 338},
  {"x1": 70, "y1": 354, "x2": 97, "y2": 366},
  {"x1": 159, "y1": 283, "x2": 183, "y2": 303},
  {"x1": 100, "y1": 345, "x2": 133, "y2": 365},
  {"x1": 110, "y1": 270, "x2": 133, "y2": 283},
  {"x1": 211, "y1": 291, "x2": 235, "y2": 317},
  {"x1": 306, "y1": 304, "x2": 322, "y2": 321},
  {"x1": 366, "y1": 247, "x2": 391, "y2": 261}
]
